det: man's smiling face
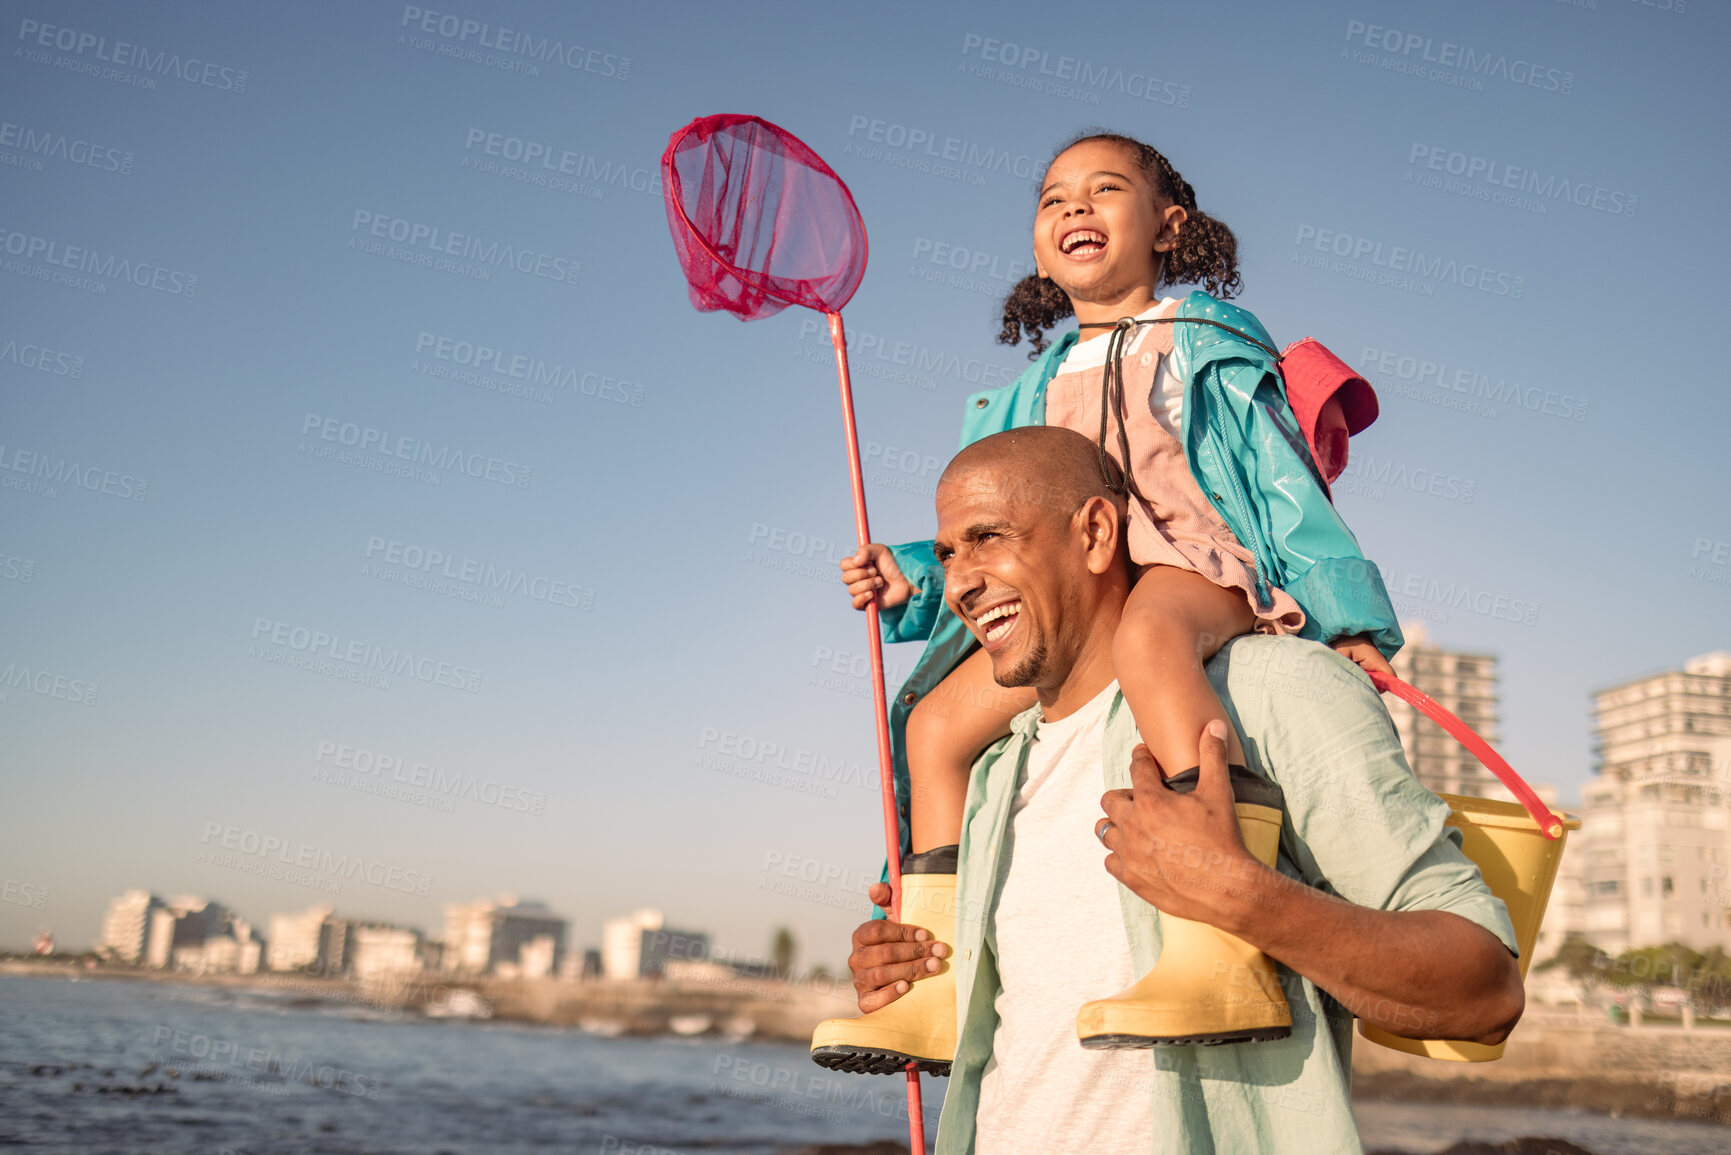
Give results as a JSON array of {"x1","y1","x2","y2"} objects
[{"x1": 934, "y1": 469, "x2": 1071, "y2": 689}]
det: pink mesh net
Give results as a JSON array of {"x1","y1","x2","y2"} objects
[{"x1": 662, "y1": 114, "x2": 868, "y2": 321}]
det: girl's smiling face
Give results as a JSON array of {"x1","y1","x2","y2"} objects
[{"x1": 1032, "y1": 139, "x2": 1187, "y2": 317}]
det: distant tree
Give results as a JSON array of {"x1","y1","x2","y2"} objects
[
  {"x1": 772, "y1": 927, "x2": 796, "y2": 978},
  {"x1": 1536, "y1": 933, "x2": 1610, "y2": 1003},
  {"x1": 1604, "y1": 942, "x2": 1703, "y2": 1008},
  {"x1": 1686, "y1": 946, "x2": 1731, "y2": 1013}
]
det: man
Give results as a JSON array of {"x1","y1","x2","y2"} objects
[{"x1": 840, "y1": 426, "x2": 1523, "y2": 1153}]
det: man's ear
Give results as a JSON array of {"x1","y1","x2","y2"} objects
[{"x1": 1077, "y1": 496, "x2": 1122, "y2": 575}]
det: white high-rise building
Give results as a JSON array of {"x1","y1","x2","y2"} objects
[
  {"x1": 267, "y1": 905, "x2": 337, "y2": 973},
  {"x1": 518, "y1": 933, "x2": 557, "y2": 980},
  {"x1": 146, "y1": 907, "x2": 178, "y2": 968},
  {"x1": 444, "y1": 899, "x2": 496, "y2": 975},
  {"x1": 601, "y1": 908, "x2": 708, "y2": 980},
  {"x1": 174, "y1": 919, "x2": 262, "y2": 976},
  {"x1": 154, "y1": 897, "x2": 239, "y2": 971},
  {"x1": 349, "y1": 925, "x2": 424, "y2": 981},
  {"x1": 442, "y1": 895, "x2": 568, "y2": 976},
  {"x1": 602, "y1": 909, "x2": 662, "y2": 979},
  {"x1": 99, "y1": 891, "x2": 261, "y2": 973},
  {"x1": 1386, "y1": 623, "x2": 1504, "y2": 799},
  {"x1": 1564, "y1": 652, "x2": 1731, "y2": 957},
  {"x1": 100, "y1": 890, "x2": 165, "y2": 963}
]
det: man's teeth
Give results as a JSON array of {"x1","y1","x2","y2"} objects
[{"x1": 978, "y1": 602, "x2": 1020, "y2": 641}]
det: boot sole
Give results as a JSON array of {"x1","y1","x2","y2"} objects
[
  {"x1": 810, "y1": 1044, "x2": 952, "y2": 1077},
  {"x1": 1079, "y1": 1025, "x2": 1292, "y2": 1049}
]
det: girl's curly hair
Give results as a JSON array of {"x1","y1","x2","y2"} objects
[{"x1": 998, "y1": 130, "x2": 1242, "y2": 357}]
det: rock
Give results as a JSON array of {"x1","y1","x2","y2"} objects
[{"x1": 1366, "y1": 1139, "x2": 1599, "y2": 1155}]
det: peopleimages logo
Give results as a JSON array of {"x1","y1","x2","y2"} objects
[
  {"x1": 1336, "y1": 454, "x2": 1475, "y2": 504},
  {"x1": 349, "y1": 211, "x2": 580, "y2": 285},
  {"x1": 1407, "y1": 143, "x2": 1637, "y2": 218},
  {"x1": 0, "y1": 119, "x2": 133, "y2": 174},
  {"x1": 1292, "y1": 225, "x2": 1525, "y2": 298},
  {"x1": 313, "y1": 740, "x2": 547, "y2": 816},
  {"x1": 1358, "y1": 346, "x2": 1589, "y2": 423},
  {"x1": 0, "y1": 336, "x2": 85, "y2": 378},
  {"x1": 412, "y1": 331, "x2": 644, "y2": 405},
  {"x1": 299, "y1": 413, "x2": 532, "y2": 488},
  {"x1": 0, "y1": 444, "x2": 148, "y2": 500},
  {"x1": 958, "y1": 34, "x2": 1192, "y2": 107},
  {"x1": 363, "y1": 536, "x2": 596, "y2": 610},
  {"x1": 15, "y1": 18, "x2": 249, "y2": 92},
  {"x1": 1379, "y1": 567, "x2": 1540, "y2": 628},
  {"x1": 0, "y1": 662, "x2": 99, "y2": 706},
  {"x1": 1342, "y1": 19, "x2": 1574, "y2": 95},
  {"x1": 200, "y1": 821, "x2": 433, "y2": 897},
  {"x1": 0, "y1": 227, "x2": 198, "y2": 296},
  {"x1": 844, "y1": 115, "x2": 1039, "y2": 182},
  {"x1": 461, "y1": 128, "x2": 657, "y2": 195},
  {"x1": 398, "y1": 6, "x2": 629, "y2": 78},
  {"x1": 794, "y1": 318, "x2": 1016, "y2": 392},
  {"x1": 249, "y1": 618, "x2": 483, "y2": 693}
]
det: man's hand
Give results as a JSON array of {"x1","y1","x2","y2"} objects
[
  {"x1": 840, "y1": 544, "x2": 913, "y2": 611},
  {"x1": 1101, "y1": 721, "x2": 1525, "y2": 1045},
  {"x1": 1330, "y1": 634, "x2": 1394, "y2": 677},
  {"x1": 1096, "y1": 720, "x2": 1268, "y2": 931},
  {"x1": 845, "y1": 881, "x2": 949, "y2": 1013}
]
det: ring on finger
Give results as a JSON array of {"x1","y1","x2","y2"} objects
[{"x1": 1096, "y1": 820, "x2": 1115, "y2": 844}]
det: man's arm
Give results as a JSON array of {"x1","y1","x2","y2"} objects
[{"x1": 1098, "y1": 721, "x2": 1524, "y2": 1045}]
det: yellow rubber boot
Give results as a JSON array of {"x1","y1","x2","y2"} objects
[
  {"x1": 810, "y1": 864, "x2": 957, "y2": 1077},
  {"x1": 1077, "y1": 767, "x2": 1292, "y2": 1049}
]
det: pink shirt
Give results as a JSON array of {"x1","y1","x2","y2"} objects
[{"x1": 1044, "y1": 298, "x2": 1305, "y2": 633}]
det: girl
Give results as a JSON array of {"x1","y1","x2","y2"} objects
[
  {"x1": 811, "y1": 131, "x2": 1401, "y2": 1074},
  {"x1": 904, "y1": 131, "x2": 1397, "y2": 851}
]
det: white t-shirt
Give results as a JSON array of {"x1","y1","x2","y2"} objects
[
  {"x1": 974, "y1": 681, "x2": 1155, "y2": 1154},
  {"x1": 1055, "y1": 298, "x2": 1185, "y2": 438}
]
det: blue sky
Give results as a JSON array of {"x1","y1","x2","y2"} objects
[{"x1": 1, "y1": 0, "x2": 1725, "y2": 966}]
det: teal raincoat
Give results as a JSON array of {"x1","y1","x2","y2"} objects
[{"x1": 873, "y1": 291, "x2": 1402, "y2": 871}]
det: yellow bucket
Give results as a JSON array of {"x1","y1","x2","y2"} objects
[{"x1": 1359, "y1": 792, "x2": 1581, "y2": 1062}]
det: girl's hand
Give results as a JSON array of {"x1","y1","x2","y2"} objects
[
  {"x1": 1330, "y1": 634, "x2": 1394, "y2": 677},
  {"x1": 840, "y1": 543, "x2": 912, "y2": 610}
]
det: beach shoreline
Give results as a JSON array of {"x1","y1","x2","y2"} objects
[{"x1": 7, "y1": 959, "x2": 1728, "y2": 1134}]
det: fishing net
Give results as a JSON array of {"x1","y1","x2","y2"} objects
[
  {"x1": 663, "y1": 117, "x2": 925, "y2": 1152},
  {"x1": 661, "y1": 113, "x2": 869, "y2": 320}
]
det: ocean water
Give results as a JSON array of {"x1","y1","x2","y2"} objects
[
  {"x1": 2, "y1": 974, "x2": 1727, "y2": 1155},
  {"x1": 0, "y1": 974, "x2": 939, "y2": 1154}
]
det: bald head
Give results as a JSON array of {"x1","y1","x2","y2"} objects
[{"x1": 938, "y1": 426, "x2": 1124, "y2": 528}]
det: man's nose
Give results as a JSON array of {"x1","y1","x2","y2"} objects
[{"x1": 944, "y1": 556, "x2": 986, "y2": 610}]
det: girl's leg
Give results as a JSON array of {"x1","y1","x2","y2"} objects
[
  {"x1": 904, "y1": 646, "x2": 1038, "y2": 853},
  {"x1": 1113, "y1": 566, "x2": 1255, "y2": 772}
]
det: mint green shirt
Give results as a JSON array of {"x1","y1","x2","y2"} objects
[{"x1": 936, "y1": 636, "x2": 1519, "y2": 1155}]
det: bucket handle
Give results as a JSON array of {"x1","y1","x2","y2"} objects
[{"x1": 1366, "y1": 670, "x2": 1563, "y2": 840}]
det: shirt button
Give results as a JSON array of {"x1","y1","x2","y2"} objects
[
  {"x1": 974, "y1": 397, "x2": 989, "y2": 409},
  {"x1": 1140, "y1": 353, "x2": 1153, "y2": 367},
  {"x1": 902, "y1": 691, "x2": 918, "y2": 705},
  {"x1": 965, "y1": 948, "x2": 973, "y2": 960}
]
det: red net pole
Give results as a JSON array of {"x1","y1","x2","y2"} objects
[{"x1": 827, "y1": 311, "x2": 926, "y2": 1155}]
